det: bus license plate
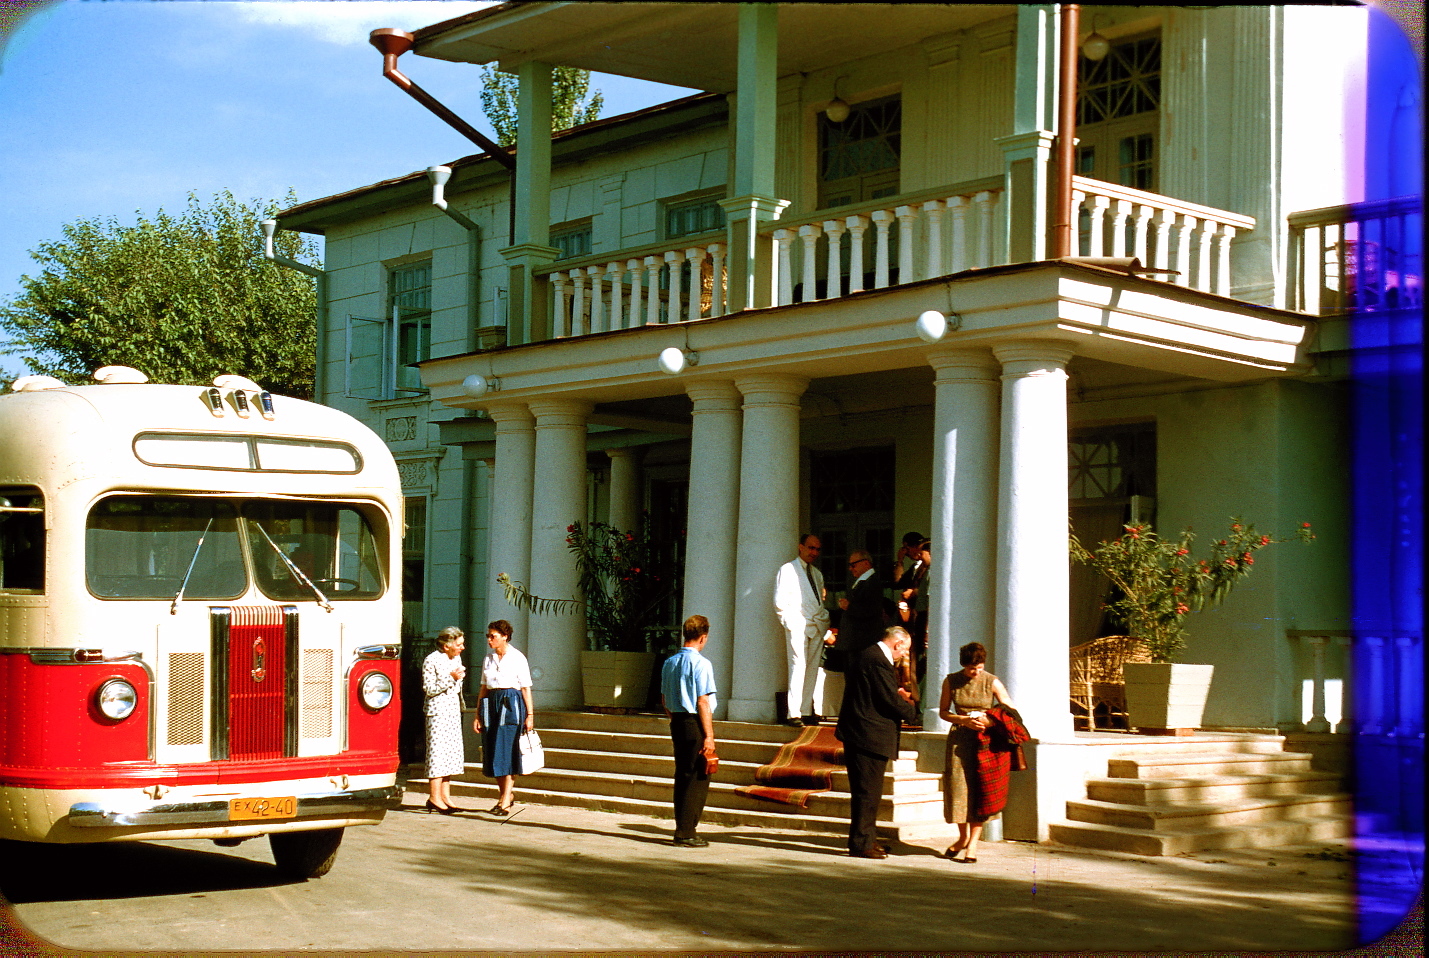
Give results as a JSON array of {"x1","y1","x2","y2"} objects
[{"x1": 229, "y1": 796, "x2": 297, "y2": 821}]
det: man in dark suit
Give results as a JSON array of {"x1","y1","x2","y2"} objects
[
  {"x1": 835, "y1": 626, "x2": 919, "y2": 858},
  {"x1": 833, "y1": 551, "x2": 885, "y2": 667}
]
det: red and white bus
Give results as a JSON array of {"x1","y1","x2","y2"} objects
[{"x1": 0, "y1": 367, "x2": 403, "y2": 878}]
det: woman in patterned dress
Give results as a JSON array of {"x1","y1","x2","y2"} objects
[
  {"x1": 938, "y1": 641, "x2": 1014, "y2": 863},
  {"x1": 422, "y1": 626, "x2": 468, "y2": 813},
  {"x1": 471, "y1": 619, "x2": 534, "y2": 815}
]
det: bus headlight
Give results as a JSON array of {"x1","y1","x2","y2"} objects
[
  {"x1": 359, "y1": 671, "x2": 393, "y2": 711},
  {"x1": 96, "y1": 678, "x2": 138, "y2": 721}
]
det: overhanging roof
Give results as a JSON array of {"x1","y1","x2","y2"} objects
[{"x1": 412, "y1": 2, "x2": 1010, "y2": 91}]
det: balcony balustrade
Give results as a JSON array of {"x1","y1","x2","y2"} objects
[
  {"x1": 1287, "y1": 195, "x2": 1423, "y2": 314},
  {"x1": 1287, "y1": 628, "x2": 1424, "y2": 736},
  {"x1": 535, "y1": 176, "x2": 1261, "y2": 340}
]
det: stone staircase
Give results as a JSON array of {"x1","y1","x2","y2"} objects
[
  {"x1": 408, "y1": 710, "x2": 957, "y2": 842},
  {"x1": 1048, "y1": 734, "x2": 1353, "y2": 855}
]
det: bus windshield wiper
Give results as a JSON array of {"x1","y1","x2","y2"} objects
[
  {"x1": 250, "y1": 521, "x2": 334, "y2": 612},
  {"x1": 170, "y1": 518, "x2": 214, "y2": 615}
]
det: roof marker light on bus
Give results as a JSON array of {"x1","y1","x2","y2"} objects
[
  {"x1": 233, "y1": 390, "x2": 251, "y2": 418},
  {"x1": 205, "y1": 388, "x2": 225, "y2": 417},
  {"x1": 258, "y1": 391, "x2": 275, "y2": 420},
  {"x1": 93, "y1": 365, "x2": 149, "y2": 384}
]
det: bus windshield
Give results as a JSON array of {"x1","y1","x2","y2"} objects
[{"x1": 85, "y1": 496, "x2": 384, "y2": 601}]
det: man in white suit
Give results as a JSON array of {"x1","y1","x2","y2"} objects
[{"x1": 773, "y1": 533, "x2": 832, "y2": 727}]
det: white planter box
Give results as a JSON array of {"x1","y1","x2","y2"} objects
[{"x1": 1122, "y1": 662, "x2": 1215, "y2": 731}]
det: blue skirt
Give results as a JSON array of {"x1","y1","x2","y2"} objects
[{"x1": 480, "y1": 688, "x2": 526, "y2": 778}]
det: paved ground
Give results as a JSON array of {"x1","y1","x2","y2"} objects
[{"x1": 1, "y1": 789, "x2": 1420, "y2": 955}]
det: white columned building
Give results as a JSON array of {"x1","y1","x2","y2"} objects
[
  {"x1": 484, "y1": 403, "x2": 536, "y2": 641},
  {"x1": 682, "y1": 380, "x2": 744, "y2": 717},
  {"x1": 924, "y1": 348, "x2": 1003, "y2": 729},
  {"x1": 729, "y1": 373, "x2": 808, "y2": 722},
  {"x1": 993, "y1": 343, "x2": 1075, "y2": 743},
  {"x1": 527, "y1": 398, "x2": 592, "y2": 708}
]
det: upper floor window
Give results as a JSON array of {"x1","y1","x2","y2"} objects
[
  {"x1": 818, "y1": 95, "x2": 901, "y2": 209},
  {"x1": 551, "y1": 222, "x2": 593, "y2": 261},
  {"x1": 665, "y1": 197, "x2": 725, "y2": 239},
  {"x1": 1076, "y1": 35, "x2": 1161, "y2": 191},
  {"x1": 345, "y1": 259, "x2": 432, "y2": 401}
]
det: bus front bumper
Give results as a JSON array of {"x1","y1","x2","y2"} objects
[{"x1": 67, "y1": 785, "x2": 403, "y2": 829}]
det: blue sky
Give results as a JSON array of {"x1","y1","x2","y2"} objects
[{"x1": 0, "y1": 0, "x2": 693, "y2": 379}]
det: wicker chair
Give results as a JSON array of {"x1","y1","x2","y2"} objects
[{"x1": 1069, "y1": 635, "x2": 1152, "y2": 730}]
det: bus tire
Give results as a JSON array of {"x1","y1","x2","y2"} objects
[{"x1": 269, "y1": 827, "x2": 344, "y2": 879}]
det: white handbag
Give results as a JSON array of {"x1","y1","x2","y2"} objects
[{"x1": 517, "y1": 729, "x2": 545, "y2": 775}]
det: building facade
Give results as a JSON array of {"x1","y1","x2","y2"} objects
[{"x1": 274, "y1": 3, "x2": 1421, "y2": 840}]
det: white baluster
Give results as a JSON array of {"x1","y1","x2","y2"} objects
[
  {"x1": 871, "y1": 209, "x2": 894, "y2": 289},
  {"x1": 1070, "y1": 190, "x2": 1087, "y2": 257},
  {"x1": 895, "y1": 205, "x2": 917, "y2": 283},
  {"x1": 552, "y1": 272, "x2": 571, "y2": 338},
  {"x1": 686, "y1": 246, "x2": 706, "y2": 321},
  {"x1": 798, "y1": 223, "x2": 822, "y2": 302},
  {"x1": 570, "y1": 270, "x2": 588, "y2": 336},
  {"x1": 1174, "y1": 215, "x2": 1197, "y2": 287},
  {"x1": 773, "y1": 228, "x2": 795, "y2": 306},
  {"x1": 626, "y1": 258, "x2": 643, "y2": 330},
  {"x1": 644, "y1": 256, "x2": 662, "y2": 325},
  {"x1": 1132, "y1": 205, "x2": 1154, "y2": 265},
  {"x1": 1086, "y1": 194, "x2": 1110, "y2": 257},
  {"x1": 947, "y1": 196, "x2": 969, "y2": 273},
  {"x1": 1152, "y1": 208, "x2": 1176, "y2": 272},
  {"x1": 664, "y1": 249, "x2": 685, "y2": 322},
  {"x1": 1215, "y1": 224, "x2": 1237, "y2": 297},
  {"x1": 845, "y1": 215, "x2": 869, "y2": 293},
  {"x1": 974, "y1": 190, "x2": 997, "y2": 268},
  {"x1": 586, "y1": 264, "x2": 606, "y2": 333},
  {"x1": 922, "y1": 200, "x2": 946, "y2": 279},
  {"x1": 1110, "y1": 199, "x2": 1132, "y2": 259},
  {"x1": 708, "y1": 243, "x2": 726, "y2": 317},
  {"x1": 1305, "y1": 634, "x2": 1331, "y2": 732},
  {"x1": 822, "y1": 219, "x2": 847, "y2": 300},
  {"x1": 606, "y1": 261, "x2": 624, "y2": 330},
  {"x1": 1196, "y1": 222, "x2": 1215, "y2": 292}
]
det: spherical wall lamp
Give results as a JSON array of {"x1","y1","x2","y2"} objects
[
  {"x1": 462, "y1": 373, "x2": 498, "y2": 395},
  {"x1": 657, "y1": 347, "x2": 699, "y2": 375},
  {"x1": 824, "y1": 96, "x2": 850, "y2": 123},
  {"x1": 915, "y1": 309, "x2": 961, "y2": 343}
]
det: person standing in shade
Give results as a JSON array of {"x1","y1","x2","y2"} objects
[
  {"x1": 835, "y1": 626, "x2": 920, "y2": 859},
  {"x1": 471, "y1": 619, "x2": 534, "y2": 816},
  {"x1": 421, "y1": 626, "x2": 467, "y2": 813},
  {"x1": 834, "y1": 550, "x2": 885, "y2": 661},
  {"x1": 774, "y1": 533, "x2": 832, "y2": 726},
  {"x1": 661, "y1": 614, "x2": 719, "y2": 847}
]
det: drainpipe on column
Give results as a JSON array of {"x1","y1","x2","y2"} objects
[
  {"x1": 427, "y1": 166, "x2": 486, "y2": 351},
  {"x1": 1050, "y1": 3, "x2": 1080, "y2": 259},
  {"x1": 261, "y1": 218, "x2": 328, "y2": 401},
  {"x1": 370, "y1": 28, "x2": 517, "y2": 246}
]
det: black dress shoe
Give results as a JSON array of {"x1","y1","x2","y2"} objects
[
  {"x1": 802, "y1": 715, "x2": 823, "y2": 726},
  {"x1": 781, "y1": 717, "x2": 804, "y2": 727},
  {"x1": 673, "y1": 836, "x2": 709, "y2": 848},
  {"x1": 850, "y1": 846, "x2": 888, "y2": 859}
]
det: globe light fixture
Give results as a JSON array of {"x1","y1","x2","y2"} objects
[{"x1": 657, "y1": 347, "x2": 698, "y2": 375}]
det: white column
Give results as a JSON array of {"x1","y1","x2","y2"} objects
[
  {"x1": 686, "y1": 246, "x2": 706, "y2": 321},
  {"x1": 644, "y1": 256, "x2": 662, "y2": 325},
  {"x1": 607, "y1": 261, "x2": 625, "y2": 329},
  {"x1": 773, "y1": 229, "x2": 795, "y2": 305},
  {"x1": 708, "y1": 243, "x2": 726, "y2": 317},
  {"x1": 896, "y1": 205, "x2": 917, "y2": 282},
  {"x1": 483, "y1": 403, "x2": 536, "y2": 641},
  {"x1": 552, "y1": 273, "x2": 570, "y2": 338},
  {"x1": 1215, "y1": 225, "x2": 1238, "y2": 297},
  {"x1": 845, "y1": 215, "x2": 868, "y2": 293},
  {"x1": 664, "y1": 249, "x2": 685, "y2": 322},
  {"x1": 973, "y1": 190, "x2": 998, "y2": 268},
  {"x1": 586, "y1": 264, "x2": 605, "y2": 333},
  {"x1": 993, "y1": 343, "x2": 1075, "y2": 742},
  {"x1": 571, "y1": 271, "x2": 588, "y2": 336},
  {"x1": 626, "y1": 258, "x2": 644, "y2": 330},
  {"x1": 923, "y1": 200, "x2": 946, "y2": 279},
  {"x1": 526, "y1": 398, "x2": 592, "y2": 708},
  {"x1": 605, "y1": 447, "x2": 641, "y2": 535},
  {"x1": 798, "y1": 223, "x2": 822, "y2": 302},
  {"x1": 924, "y1": 349, "x2": 1001, "y2": 729},
  {"x1": 1174, "y1": 215, "x2": 1197, "y2": 287},
  {"x1": 947, "y1": 196, "x2": 969, "y2": 273},
  {"x1": 822, "y1": 219, "x2": 846, "y2": 300},
  {"x1": 871, "y1": 209, "x2": 894, "y2": 288},
  {"x1": 1110, "y1": 199, "x2": 1131, "y2": 258},
  {"x1": 1086, "y1": 194, "x2": 1109, "y2": 257},
  {"x1": 683, "y1": 380, "x2": 744, "y2": 718},
  {"x1": 729, "y1": 373, "x2": 808, "y2": 722}
]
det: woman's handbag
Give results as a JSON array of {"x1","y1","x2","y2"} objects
[{"x1": 517, "y1": 729, "x2": 545, "y2": 775}]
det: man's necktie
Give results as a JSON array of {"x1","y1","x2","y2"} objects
[{"x1": 805, "y1": 562, "x2": 818, "y2": 598}]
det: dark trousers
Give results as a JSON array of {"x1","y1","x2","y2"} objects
[
  {"x1": 669, "y1": 713, "x2": 710, "y2": 838},
  {"x1": 844, "y1": 743, "x2": 888, "y2": 854}
]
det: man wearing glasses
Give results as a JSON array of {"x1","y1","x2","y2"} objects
[
  {"x1": 835, "y1": 551, "x2": 885, "y2": 661},
  {"x1": 773, "y1": 533, "x2": 832, "y2": 727}
]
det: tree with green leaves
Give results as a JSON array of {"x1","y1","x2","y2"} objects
[
  {"x1": 0, "y1": 190, "x2": 318, "y2": 398},
  {"x1": 479, "y1": 65, "x2": 605, "y2": 147}
]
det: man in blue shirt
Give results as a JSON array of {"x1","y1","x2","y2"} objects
[{"x1": 660, "y1": 614, "x2": 718, "y2": 847}]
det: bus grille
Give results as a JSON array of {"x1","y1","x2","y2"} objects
[
  {"x1": 301, "y1": 648, "x2": 334, "y2": 738},
  {"x1": 210, "y1": 605, "x2": 298, "y2": 761},
  {"x1": 166, "y1": 652, "x2": 206, "y2": 745}
]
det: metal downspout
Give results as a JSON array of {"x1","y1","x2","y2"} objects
[
  {"x1": 1051, "y1": 3, "x2": 1080, "y2": 259},
  {"x1": 261, "y1": 218, "x2": 327, "y2": 401},
  {"x1": 427, "y1": 166, "x2": 483, "y2": 349},
  {"x1": 370, "y1": 28, "x2": 517, "y2": 246}
]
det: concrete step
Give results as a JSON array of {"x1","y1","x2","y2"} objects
[
  {"x1": 1107, "y1": 751, "x2": 1314, "y2": 779},
  {"x1": 537, "y1": 726, "x2": 901, "y2": 769},
  {"x1": 1065, "y1": 792, "x2": 1354, "y2": 831},
  {"x1": 536, "y1": 709, "x2": 808, "y2": 745},
  {"x1": 1086, "y1": 770, "x2": 1343, "y2": 805},
  {"x1": 1096, "y1": 734, "x2": 1290, "y2": 757},
  {"x1": 541, "y1": 747, "x2": 939, "y2": 794},
  {"x1": 1048, "y1": 813, "x2": 1352, "y2": 856}
]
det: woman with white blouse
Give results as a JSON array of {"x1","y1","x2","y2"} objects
[
  {"x1": 421, "y1": 626, "x2": 468, "y2": 813},
  {"x1": 471, "y1": 619, "x2": 535, "y2": 815}
]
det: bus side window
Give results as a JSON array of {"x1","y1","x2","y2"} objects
[{"x1": 0, "y1": 487, "x2": 45, "y2": 593}]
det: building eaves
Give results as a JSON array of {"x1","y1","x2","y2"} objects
[{"x1": 277, "y1": 90, "x2": 724, "y2": 234}]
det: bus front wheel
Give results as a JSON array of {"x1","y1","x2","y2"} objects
[{"x1": 269, "y1": 827, "x2": 344, "y2": 879}]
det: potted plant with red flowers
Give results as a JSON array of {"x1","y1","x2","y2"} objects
[
  {"x1": 499, "y1": 519, "x2": 674, "y2": 708},
  {"x1": 1069, "y1": 517, "x2": 1314, "y2": 733}
]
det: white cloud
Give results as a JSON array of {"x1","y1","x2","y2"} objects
[{"x1": 225, "y1": 1, "x2": 494, "y2": 47}]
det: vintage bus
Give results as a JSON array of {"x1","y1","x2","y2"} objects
[{"x1": 0, "y1": 367, "x2": 403, "y2": 878}]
